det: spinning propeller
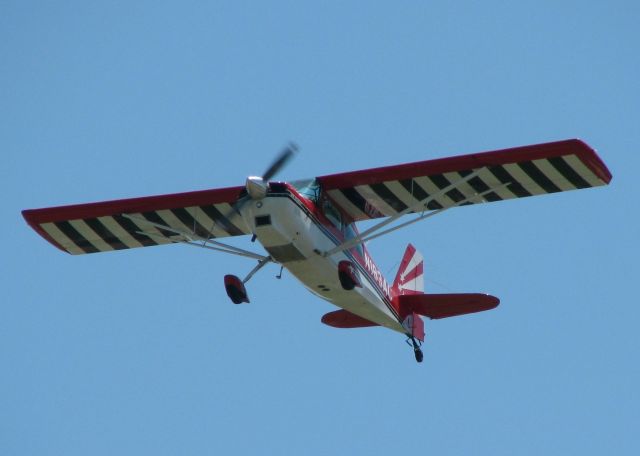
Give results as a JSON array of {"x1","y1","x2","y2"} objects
[
  {"x1": 245, "y1": 143, "x2": 298, "y2": 200},
  {"x1": 226, "y1": 143, "x2": 298, "y2": 222}
]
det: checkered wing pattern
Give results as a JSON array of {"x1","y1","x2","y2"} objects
[
  {"x1": 23, "y1": 186, "x2": 251, "y2": 255},
  {"x1": 317, "y1": 139, "x2": 612, "y2": 221}
]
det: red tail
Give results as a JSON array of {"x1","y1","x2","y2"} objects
[
  {"x1": 392, "y1": 244, "x2": 426, "y2": 341},
  {"x1": 392, "y1": 243, "x2": 424, "y2": 297},
  {"x1": 391, "y1": 244, "x2": 499, "y2": 343}
]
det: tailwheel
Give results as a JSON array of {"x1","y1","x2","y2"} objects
[{"x1": 407, "y1": 336, "x2": 424, "y2": 363}]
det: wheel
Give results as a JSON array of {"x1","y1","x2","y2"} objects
[
  {"x1": 226, "y1": 286, "x2": 245, "y2": 304},
  {"x1": 414, "y1": 348, "x2": 423, "y2": 363},
  {"x1": 338, "y1": 272, "x2": 356, "y2": 290},
  {"x1": 224, "y1": 275, "x2": 250, "y2": 304},
  {"x1": 338, "y1": 261, "x2": 360, "y2": 290}
]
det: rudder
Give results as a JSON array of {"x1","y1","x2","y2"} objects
[{"x1": 392, "y1": 243, "x2": 424, "y2": 297}]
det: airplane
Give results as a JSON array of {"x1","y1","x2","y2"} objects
[{"x1": 22, "y1": 139, "x2": 612, "y2": 362}]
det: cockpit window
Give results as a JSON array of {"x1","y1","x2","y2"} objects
[
  {"x1": 322, "y1": 197, "x2": 342, "y2": 228},
  {"x1": 291, "y1": 179, "x2": 320, "y2": 203},
  {"x1": 292, "y1": 180, "x2": 364, "y2": 257},
  {"x1": 322, "y1": 197, "x2": 364, "y2": 257},
  {"x1": 343, "y1": 222, "x2": 364, "y2": 257}
]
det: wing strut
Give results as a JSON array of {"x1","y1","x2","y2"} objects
[
  {"x1": 121, "y1": 213, "x2": 269, "y2": 261},
  {"x1": 323, "y1": 169, "x2": 482, "y2": 256},
  {"x1": 323, "y1": 181, "x2": 508, "y2": 257}
]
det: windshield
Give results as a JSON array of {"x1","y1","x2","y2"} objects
[{"x1": 291, "y1": 178, "x2": 320, "y2": 203}]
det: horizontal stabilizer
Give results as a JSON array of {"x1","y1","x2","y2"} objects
[
  {"x1": 399, "y1": 293, "x2": 499, "y2": 319},
  {"x1": 321, "y1": 309, "x2": 380, "y2": 328}
]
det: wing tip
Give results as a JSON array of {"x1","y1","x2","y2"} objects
[
  {"x1": 483, "y1": 293, "x2": 500, "y2": 310},
  {"x1": 568, "y1": 138, "x2": 613, "y2": 185},
  {"x1": 22, "y1": 209, "x2": 69, "y2": 254}
]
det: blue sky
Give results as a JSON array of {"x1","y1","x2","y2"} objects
[{"x1": 2, "y1": 1, "x2": 638, "y2": 454}]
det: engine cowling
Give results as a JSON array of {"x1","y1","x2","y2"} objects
[{"x1": 245, "y1": 176, "x2": 268, "y2": 200}]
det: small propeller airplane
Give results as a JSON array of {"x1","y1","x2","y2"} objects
[{"x1": 23, "y1": 139, "x2": 611, "y2": 362}]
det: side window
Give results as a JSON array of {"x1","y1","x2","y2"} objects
[
  {"x1": 343, "y1": 222, "x2": 364, "y2": 257},
  {"x1": 322, "y1": 198, "x2": 342, "y2": 229},
  {"x1": 322, "y1": 197, "x2": 363, "y2": 257}
]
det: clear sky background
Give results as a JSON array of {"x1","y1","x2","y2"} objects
[{"x1": 2, "y1": 1, "x2": 638, "y2": 455}]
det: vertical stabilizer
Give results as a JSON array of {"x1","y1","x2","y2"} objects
[{"x1": 392, "y1": 243, "x2": 424, "y2": 297}]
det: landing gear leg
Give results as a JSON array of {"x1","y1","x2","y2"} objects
[
  {"x1": 224, "y1": 257, "x2": 274, "y2": 304},
  {"x1": 242, "y1": 257, "x2": 272, "y2": 284}
]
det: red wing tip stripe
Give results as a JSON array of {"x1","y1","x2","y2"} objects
[
  {"x1": 22, "y1": 212, "x2": 69, "y2": 254},
  {"x1": 577, "y1": 143, "x2": 612, "y2": 184}
]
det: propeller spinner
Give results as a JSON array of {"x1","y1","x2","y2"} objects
[{"x1": 245, "y1": 143, "x2": 298, "y2": 200}]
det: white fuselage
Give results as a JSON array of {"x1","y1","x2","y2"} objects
[{"x1": 239, "y1": 189, "x2": 405, "y2": 334}]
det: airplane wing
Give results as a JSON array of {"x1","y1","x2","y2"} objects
[
  {"x1": 22, "y1": 186, "x2": 251, "y2": 255},
  {"x1": 317, "y1": 139, "x2": 612, "y2": 221}
]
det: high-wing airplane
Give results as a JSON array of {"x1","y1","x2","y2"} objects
[{"x1": 23, "y1": 139, "x2": 612, "y2": 362}]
